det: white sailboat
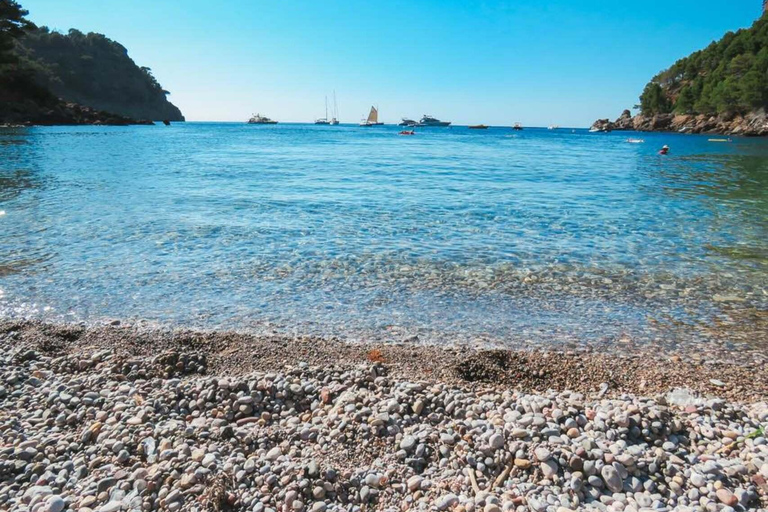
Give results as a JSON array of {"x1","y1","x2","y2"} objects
[
  {"x1": 329, "y1": 91, "x2": 340, "y2": 125},
  {"x1": 360, "y1": 105, "x2": 383, "y2": 126},
  {"x1": 315, "y1": 96, "x2": 330, "y2": 125}
]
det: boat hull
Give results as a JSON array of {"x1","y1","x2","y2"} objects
[
  {"x1": 468, "y1": 125, "x2": 488, "y2": 130},
  {"x1": 359, "y1": 122, "x2": 384, "y2": 127}
]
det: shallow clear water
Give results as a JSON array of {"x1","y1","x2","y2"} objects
[{"x1": 1, "y1": 123, "x2": 767, "y2": 347}]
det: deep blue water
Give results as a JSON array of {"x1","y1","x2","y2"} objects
[{"x1": 1, "y1": 123, "x2": 767, "y2": 347}]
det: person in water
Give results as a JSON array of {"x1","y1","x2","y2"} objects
[{"x1": 659, "y1": 144, "x2": 669, "y2": 155}]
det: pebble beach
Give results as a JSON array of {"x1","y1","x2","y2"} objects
[{"x1": 1, "y1": 322, "x2": 767, "y2": 512}]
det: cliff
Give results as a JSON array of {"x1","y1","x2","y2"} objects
[
  {"x1": 593, "y1": 13, "x2": 768, "y2": 135},
  {"x1": 16, "y1": 28, "x2": 184, "y2": 122}
]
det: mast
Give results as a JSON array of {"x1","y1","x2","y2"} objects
[
  {"x1": 333, "y1": 90, "x2": 338, "y2": 119},
  {"x1": 325, "y1": 96, "x2": 328, "y2": 120}
]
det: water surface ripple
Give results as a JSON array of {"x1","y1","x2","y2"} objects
[{"x1": 1, "y1": 123, "x2": 767, "y2": 348}]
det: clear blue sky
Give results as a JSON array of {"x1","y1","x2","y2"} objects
[{"x1": 22, "y1": 0, "x2": 764, "y2": 126}]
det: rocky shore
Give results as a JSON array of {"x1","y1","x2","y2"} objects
[
  {"x1": 591, "y1": 109, "x2": 768, "y2": 136},
  {"x1": 1, "y1": 321, "x2": 767, "y2": 512},
  {"x1": 0, "y1": 101, "x2": 153, "y2": 126}
]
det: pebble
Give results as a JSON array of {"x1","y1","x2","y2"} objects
[{"x1": 0, "y1": 328, "x2": 765, "y2": 512}]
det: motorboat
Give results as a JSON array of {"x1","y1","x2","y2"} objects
[
  {"x1": 399, "y1": 118, "x2": 418, "y2": 127},
  {"x1": 418, "y1": 115, "x2": 451, "y2": 127},
  {"x1": 468, "y1": 124, "x2": 489, "y2": 129},
  {"x1": 513, "y1": 123, "x2": 524, "y2": 130},
  {"x1": 248, "y1": 113, "x2": 278, "y2": 124},
  {"x1": 360, "y1": 106, "x2": 384, "y2": 126}
]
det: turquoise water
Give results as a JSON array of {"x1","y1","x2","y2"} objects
[{"x1": 1, "y1": 123, "x2": 767, "y2": 347}]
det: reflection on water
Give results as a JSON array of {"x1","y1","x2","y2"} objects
[{"x1": 0, "y1": 124, "x2": 766, "y2": 348}]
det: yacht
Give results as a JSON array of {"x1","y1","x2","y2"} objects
[
  {"x1": 399, "y1": 118, "x2": 418, "y2": 127},
  {"x1": 329, "y1": 91, "x2": 340, "y2": 125},
  {"x1": 468, "y1": 124, "x2": 489, "y2": 130},
  {"x1": 513, "y1": 123, "x2": 524, "y2": 130},
  {"x1": 248, "y1": 113, "x2": 277, "y2": 124},
  {"x1": 418, "y1": 115, "x2": 451, "y2": 127},
  {"x1": 315, "y1": 96, "x2": 330, "y2": 124},
  {"x1": 360, "y1": 106, "x2": 384, "y2": 126},
  {"x1": 548, "y1": 125, "x2": 560, "y2": 130}
]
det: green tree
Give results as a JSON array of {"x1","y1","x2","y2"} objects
[
  {"x1": 0, "y1": 0, "x2": 35, "y2": 65},
  {"x1": 674, "y1": 86, "x2": 696, "y2": 114},
  {"x1": 640, "y1": 82, "x2": 672, "y2": 115}
]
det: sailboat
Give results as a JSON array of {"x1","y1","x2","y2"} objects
[
  {"x1": 315, "y1": 96, "x2": 330, "y2": 125},
  {"x1": 360, "y1": 106, "x2": 384, "y2": 126},
  {"x1": 329, "y1": 91, "x2": 340, "y2": 125}
]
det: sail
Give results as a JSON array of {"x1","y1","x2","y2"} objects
[{"x1": 367, "y1": 106, "x2": 378, "y2": 124}]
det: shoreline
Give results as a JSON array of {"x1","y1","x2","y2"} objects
[
  {"x1": 3, "y1": 320, "x2": 768, "y2": 402},
  {"x1": 1, "y1": 321, "x2": 767, "y2": 511}
]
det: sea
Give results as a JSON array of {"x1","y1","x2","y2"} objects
[{"x1": 1, "y1": 123, "x2": 766, "y2": 349}]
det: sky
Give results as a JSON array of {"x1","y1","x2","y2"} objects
[{"x1": 20, "y1": 0, "x2": 764, "y2": 127}]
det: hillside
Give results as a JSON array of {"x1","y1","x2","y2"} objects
[
  {"x1": 592, "y1": 14, "x2": 768, "y2": 135},
  {"x1": 16, "y1": 27, "x2": 184, "y2": 122}
]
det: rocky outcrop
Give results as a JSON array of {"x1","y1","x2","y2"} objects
[
  {"x1": 591, "y1": 109, "x2": 768, "y2": 136},
  {"x1": 0, "y1": 100, "x2": 153, "y2": 126}
]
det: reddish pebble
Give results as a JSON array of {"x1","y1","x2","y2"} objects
[{"x1": 716, "y1": 488, "x2": 737, "y2": 507}]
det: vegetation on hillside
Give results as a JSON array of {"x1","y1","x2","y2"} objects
[
  {"x1": 16, "y1": 27, "x2": 184, "y2": 121},
  {"x1": 0, "y1": 0, "x2": 60, "y2": 110},
  {"x1": 640, "y1": 14, "x2": 768, "y2": 116},
  {"x1": 1, "y1": 0, "x2": 183, "y2": 123}
]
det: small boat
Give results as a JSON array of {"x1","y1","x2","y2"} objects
[
  {"x1": 468, "y1": 124, "x2": 489, "y2": 130},
  {"x1": 548, "y1": 125, "x2": 559, "y2": 130},
  {"x1": 248, "y1": 113, "x2": 278, "y2": 124},
  {"x1": 399, "y1": 118, "x2": 418, "y2": 127},
  {"x1": 329, "y1": 91, "x2": 340, "y2": 125},
  {"x1": 708, "y1": 138, "x2": 732, "y2": 142},
  {"x1": 513, "y1": 123, "x2": 524, "y2": 130},
  {"x1": 626, "y1": 138, "x2": 644, "y2": 143},
  {"x1": 162, "y1": 119, "x2": 171, "y2": 126},
  {"x1": 360, "y1": 106, "x2": 384, "y2": 126},
  {"x1": 418, "y1": 115, "x2": 451, "y2": 127},
  {"x1": 399, "y1": 130, "x2": 415, "y2": 136}
]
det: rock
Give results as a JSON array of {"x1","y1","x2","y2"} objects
[
  {"x1": 400, "y1": 435, "x2": 417, "y2": 452},
  {"x1": 716, "y1": 488, "x2": 737, "y2": 506},
  {"x1": 45, "y1": 496, "x2": 66, "y2": 512},
  {"x1": 266, "y1": 447, "x2": 282, "y2": 460},
  {"x1": 534, "y1": 447, "x2": 551, "y2": 462},
  {"x1": 541, "y1": 459, "x2": 558, "y2": 478},
  {"x1": 437, "y1": 494, "x2": 459, "y2": 510},
  {"x1": 690, "y1": 472, "x2": 706, "y2": 487},
  {"x1": 407, "y1": 475, "x2": 423, "y2": 491},
  {"x1": 489, "y1": 433, "x2": 504, "y2": 450},
  {"x1": 514, "y1": 458, "x2": 531, "y2": 469},
  {"x1": 601, "y1": 465, "x2": 623, "y2": 493}
]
